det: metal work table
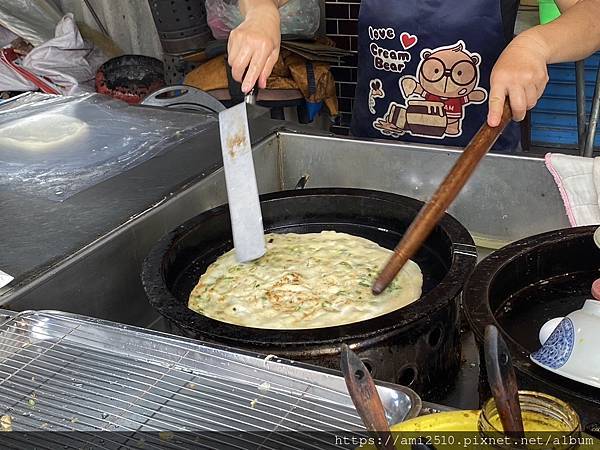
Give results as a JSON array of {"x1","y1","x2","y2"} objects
[
  {"x1": 0, "y1": 111, "x2": 282, "y2": 325},
  {"x1": 1, "y1": 113, "x2": 571, "y2": 316},
  {"x1": 1, "y1": 123, "x2": 569, "y2": 312},
  {"x1": 0, "y1": 111, "x2": 572, "y2": 408}
]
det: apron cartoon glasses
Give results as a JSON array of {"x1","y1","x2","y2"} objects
[{"x1": 420, "y1": 57, "x2": 477, "y2": 86}]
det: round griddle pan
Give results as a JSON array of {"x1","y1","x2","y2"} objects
[
  {"x1": 463, "y1": 226, "x2": 600, "y2": 432},
  {"x1": 143, "y1": 188, "x2": 476, "y2": 347}
]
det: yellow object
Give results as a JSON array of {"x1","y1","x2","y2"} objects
[
  {"x1": 488, "y1": 411, "x2": 572, "y2": 432},
  {"x1": 390, "y1": 410, "x2": 480, "y2": 433},
  {"x1": 360, "y1": 410, "x2": 480, "y2": 450},
  {"x1": 359, "y1": 408, "x2": 600, "y2": 450},
  {"x1": 479, "y1": 391, "x2": 583, "y2": 450},
  {"x1": 183, "y1": 49, "x2": 340, "y2": 117},
  {"x1": 471, "y1": 233, "x2": 511, "y2": 250},
  {"x1": 77, "y1": 22, "x2": 123, "y2": 57}
]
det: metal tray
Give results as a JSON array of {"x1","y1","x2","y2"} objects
[{"x1": 0, "y1": 310, "x2": 420, "y2": 449}]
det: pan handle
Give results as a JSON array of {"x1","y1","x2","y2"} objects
[
  {"x1": 295, "y1": 175, "x2": 310, "y2": 190},
  {"x1": 142, "y1": 85, "x2": 226, "y2": 114}
]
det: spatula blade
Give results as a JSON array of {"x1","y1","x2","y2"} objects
[{"x1": 219, "y1": 102, "x2": 265, "y2": 263}]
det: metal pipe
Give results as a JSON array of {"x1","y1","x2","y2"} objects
[
  {"x1": 83, "y1": 0, "x2": 110, "y2": 37},
  {"x1": 576, "y1": 60, "x2": 587, "y2": 155},
  {"x1": 583, "y1": 64, "x2": 600, "y2": 157}
]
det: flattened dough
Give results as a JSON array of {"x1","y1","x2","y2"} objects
[
  {"x1": 189, "y1": 231, "x2": 423, "y2": 329},
  {"x1": 0, "y1": 113, "x2": 88, "y2": 152}
]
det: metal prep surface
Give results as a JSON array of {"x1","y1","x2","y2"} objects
[
  {"x1": 275, "y1": 132, "x2": 570, "y2": 245},
  {"x1": 0, "y1": 123, "x2": 571, "y2": 414},
  {"x1": 0, "y1": 109, "x2": 282, "y2": 326},
  {"x1": 0, "y1": 310, "x2": 420, "y2": 449},
  {"x1": 1, "y1": 125, "x2": 569, "y2": 331}
]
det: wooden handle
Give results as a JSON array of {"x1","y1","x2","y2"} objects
[
  {"x1": 372, "y1": 100, "x2": 512, "y2": 295},
  {"x1": 484, "y1": 325, "x2": 525, "y2": 438},
  {"x1": 340, "y1": 344, "x2": 396, "y2": 450}
]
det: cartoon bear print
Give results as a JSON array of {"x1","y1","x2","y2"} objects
[
  {"x1": 368, "y1": 79, "x2": 385, "y2": 114},
  {"x1": 373, "y1": 41, "x2": 487, "y2": 139}
]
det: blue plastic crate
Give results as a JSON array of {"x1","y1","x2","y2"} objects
[{"x1": 530, "y1": 54, "x2": 600, "y2": 148}]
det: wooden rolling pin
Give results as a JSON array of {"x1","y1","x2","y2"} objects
[{"x1": 372, "y1": 101, "x2": 513, "y2": 295}]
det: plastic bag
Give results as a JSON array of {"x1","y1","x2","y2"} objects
[
  {"x1": 0, "y1": 25, "x2": 18, "y2": 48},
  {"x1": 206, "y1": 0, "x2": 320, "y2": 40},
  {"x1": 0, "y1": 14, "x2": 106, "y2": 94},
  {"x1": 0, "y1": 92, "x2": 217, "y2": 201},
  {"x1": 0, "y1": 59, "x2": 36, "y2": 92},
  {"x1": 22, "y1": 14, "x2": 106, "y2": 94},
  {"x1": 0, "y1": 0, "x2": 62, "y2": 47}
]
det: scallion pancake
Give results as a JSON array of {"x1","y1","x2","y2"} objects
[{"x1": 188, "y1": 231, "x2": 423, "y2": 329}]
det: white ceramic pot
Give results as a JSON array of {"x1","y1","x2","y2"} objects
[
  {"x1": 593, "y1": 226, "x2": 600, "y2": 249},
  {"x1": 530, "y1": 299, "x2": 600, "y2": 388}
]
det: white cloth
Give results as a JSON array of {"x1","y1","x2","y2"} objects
[{"x1": 545, "y1": 153, "x2": 600, "y2": 226}]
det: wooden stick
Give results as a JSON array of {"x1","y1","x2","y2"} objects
[
  {"x1": 372, "y1": 101, "x2": 513, "y2": 295},
  {"x1": 484, "y1": 325, "x2": 525, "y2": 440},
  {"x1": 340, "y1": 344, "x2": 396, "y2": 450}
]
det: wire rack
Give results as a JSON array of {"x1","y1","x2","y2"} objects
[{"x1": 0, "y1": 310, "x2": 419, "y2": 450}]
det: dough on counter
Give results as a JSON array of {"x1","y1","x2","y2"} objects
[
  {"x1": 0, "y1": 113, "x2": 89, "y2": 152},
  {"x1": 188, "y1": 231, "x2": 423, "y2": 329}
]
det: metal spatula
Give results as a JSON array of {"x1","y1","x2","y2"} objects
[{"x1": 218, "y1": 95, "x2": 265, "y2": 263}]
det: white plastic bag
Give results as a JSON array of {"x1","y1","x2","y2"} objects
[
  {"x1": 206, "y1": 0, "x2": 320, "y2": 40},
  {"x1": 0, "y1": 0, "x2": 62, "y2": 47},
  {"x1": 0, "y1": 14, "x2": 106, "y2": 94},
  {"x1": 22, "y1": 14, "x2": 106, "y2": 94},
  {"x1": 0, "y1": 26, "x2": 18, "y2": 48},
  {"x1": 0, "y1": 60, "x2": 36, "y2": 92}
]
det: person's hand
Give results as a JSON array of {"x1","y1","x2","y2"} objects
[
  {"x1": 227, "y1": 3, "x2": 281, "y2": 93},
  {"x1": 487, "y1": 32, "x2": 550, "y2": 127}
]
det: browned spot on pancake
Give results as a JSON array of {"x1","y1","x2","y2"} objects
[{"x1": 274, "y1": 272, "x2": 302, "y2": 286}]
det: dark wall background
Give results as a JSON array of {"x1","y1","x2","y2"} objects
[{"x1": 325, "y1": 0, "x2": 360, "y2": 135}]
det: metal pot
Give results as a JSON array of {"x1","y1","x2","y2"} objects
[
  {"x1": 463, "y1": 226, "x2": 600, "y2": 434},
  {"x1": 142, "y1": 188, "x2": 476, "y2": 400}
]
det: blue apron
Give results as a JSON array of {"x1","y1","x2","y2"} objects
[{"x1": 351, "y1": 0, "x2": 519, "y2": 151}]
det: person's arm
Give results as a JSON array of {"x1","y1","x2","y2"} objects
[
  {"x1": 488, "y1": 0, "x2": 600, "y2": 126},
  {"x1": 227, "y1": 0, "x2": 283, "y2": 93}
]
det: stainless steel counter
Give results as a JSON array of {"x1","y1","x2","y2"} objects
[
  {"x1": 1, "y1": 123, "x2": 568, "y2": 326},
  {"x1": 0, "y1": 112, "x2": 283, "y2": 325},
  {"x1": 275, "y1": 132, "x2": 569, "y2": 244},
  {"x1": 0, "y1": 114, "x2": 572, "y2": 410}
]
